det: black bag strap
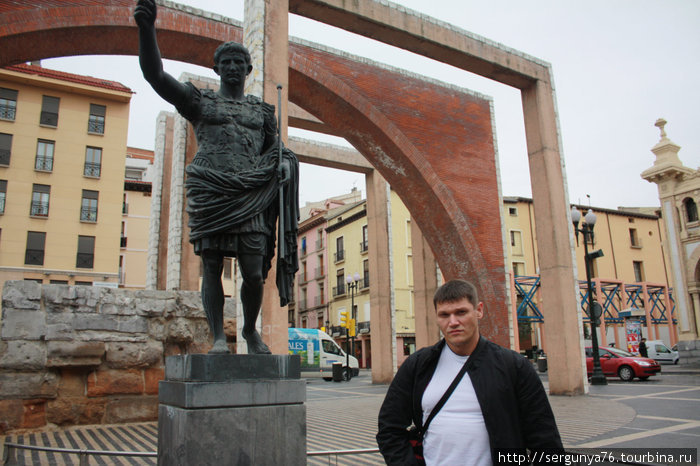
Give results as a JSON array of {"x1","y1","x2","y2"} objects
[{"x1": 421, "y1": 358, "x2": 470, "y2": 433}]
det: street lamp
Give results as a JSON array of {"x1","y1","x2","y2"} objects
[
  {"x1": 346, "y1": 272, "x2": 362, "y2": 360},
  {"x1": 571, "y1": 206, "x2": 607, "y2": 386}
]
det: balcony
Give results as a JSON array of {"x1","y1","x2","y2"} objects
[
  {"x1": 360, "y1": 275, "x2": 370, "y2": 290},
  {"x1": 314, "y1": 295, "x2": 326, "y2": 307},
  {"x1": 334, "y1": 249, "x2": 345, "y2": 263},
  {"x1": 80, "y1": 207, "x2": 98, "y2": 222},
  {"x1": 24, "y1": 248, "x2": 44, "y2": 266},
  {"x1": 76, "y1": 252, "x2": 94, "y2": 269},
  {"x1": 40, "y1": 111, "x2": 58, "y2": 127},
  {"x1": 360, "y1": 239, "x2": 368, "y2": 253},
  {"x1": 315, "y1": 267, "x2": 325, "y2": 279},
  {"x1": 120, "y1": 236, "x2": 127, "y2": 248},
  {"x1": 84, "y1": 162, "x2": 101, "y2": 178},
  {"x1": 332, "y1": 284, "x2": 346, "y2": 297},
  {"x1": 298, "y1": 299, "x2": 307, "y2": 311},
  {"x1": 300, "y1": 271, "x2": 310, "y2": 283},
  {"x1": 30, "y1": 201, "x2": 49, "y2": 217},
  {"x1": 88, "y1": 118, "x2": 105, "y2": 134},
  {"x1": 315, "y1": 238, "x2": 324, "y2": 249},
  {"x1": 34, "y1": 156, "x2": 53, "y2": 172},
  {"x1": 122, "y1": 202, "x2": 129, "y2": 215},
  {"x1": 0, "y1": 105, "x2": 16, "y2": 121},
  {"x1": 358, "y1": 321, "x2": 371, "y2": 334}
]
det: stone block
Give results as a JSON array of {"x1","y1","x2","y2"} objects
[
  {"x1": 105, "y1": 395, "x2": 158, "y2": 424},
  {"x1": 158, "y1": 403, "x2": 306, "y2": 466},
  {"x1": 57, "y1": 368, "x2": 87, "y2": 397},
  {"x1": 165, "y1": 318, "x2": 196, "y2": 344},
  {"x1": 0, "y1": 371, "x2": 58, "y2": 399},
  {"x1": 105, "y1": 341, "x2": 163, "y2": 369},
  {"x1": 47, "y1": 341, "x2": 105, "y2": 367},
  {"x1": 0, "y1": 399, "x2": 23, "y2": 433},
  {"x1": 159, "y1": 379, "x2": 306, "y2": 409},
  {"x1": 1, "y1": 280, "x2": 41, "y2": 310},
  {"x1": 145, "y1": 367, "x2": 165, "y2": 395},
  {"x1": 1, "y1": 310, "x2": 46, "y2": 340},
  {"x1": 87, "y1": 369, "x2": 144, "y2": 397},
  {"x1": 21, "y1": 399, "x2": 46, "y2": 429},
  {"x1": 165, "y1": 354, "x2": 301, "y2": 382},
  {"x1": 47, "y1": 396, "x2": 106, "y2": 426},
  {"x1": 74, "y1": 315, "x2": 149, "y2": 333},
  {"x1": 0, "y1": 340, "x2": 46, "y2": 370}
]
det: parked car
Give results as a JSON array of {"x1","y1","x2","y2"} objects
[
  {"x1": 585, "y1": 346, "x2": 661, "y2": 381},
  {"x1": 645, "y1": 340, "x2": 679, "y2": 364}
]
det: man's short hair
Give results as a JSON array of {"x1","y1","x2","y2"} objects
[
  {"x1": 213, "y1": 41, "x2": 252, "y2": 66},
  {"x1": 433, "y1": 279, "x2": 478, "y2": 309}
]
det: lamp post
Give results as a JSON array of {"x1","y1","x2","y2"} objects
[
  {"x1": 346, "y1": 272, "x2": 362, "y2": 360},
  {"x1": 571, "y1": 206, "x2": 607, "y2": 385}
]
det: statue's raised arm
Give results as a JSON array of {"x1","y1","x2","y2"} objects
[{"x1": 134, "y1": 0, "x2": 188, "y2": 107}]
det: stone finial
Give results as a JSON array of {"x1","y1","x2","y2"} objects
[{"x1": 655, "y1": 118, "x2": 668, "y2": 139}]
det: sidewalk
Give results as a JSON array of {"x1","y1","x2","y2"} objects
[{"x1": 3, "y1": 369, "x2": 698, "y2": 465}]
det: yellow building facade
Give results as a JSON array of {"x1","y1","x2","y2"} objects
[
  {"x1": 0, "y1": 64, "x2": 131, "y2": 286},
  {"x1": 326, "y1": 190, "x2": 415, "y2": 368}
]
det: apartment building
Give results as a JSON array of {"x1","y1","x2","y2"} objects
[{"x1": 0, "y1": 64, "x2": 132, "y2": 286}]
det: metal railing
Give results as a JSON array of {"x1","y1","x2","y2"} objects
[
  {"x1": 87, "y1": 118, "x2": 105, "y2": 134},
  {"x1": 80, "y1": 207, "x2": 97, "y2": 222},
  {"x1": 34, "y1": 156, "x2": 53, "y2": 171},
  {"x1": 334, "y1": 249, "x2": 345, "y2": 263},
  {"x1": 84, "y1": 162, "x2": 101, "y2": 177},
  {"x1": 30, "y1": 201, "x2": 49, "y2": 217},
  {"x1": 0, "y1": 104, "x2": 16, "y2": 120}
]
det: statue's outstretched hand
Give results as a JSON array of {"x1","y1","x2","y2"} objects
[{"x1": 134, "y1": 0, "x2": 157, "y2": 29}]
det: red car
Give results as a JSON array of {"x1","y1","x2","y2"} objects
[{"x1": 585, "y1": 346, "x2": 661, "y2": 381}]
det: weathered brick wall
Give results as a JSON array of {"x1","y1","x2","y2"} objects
[{"x1": 0, "y1": 281, "x2": 232, "y2": 433}]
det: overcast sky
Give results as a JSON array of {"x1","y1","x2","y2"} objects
[{"x1": 44, "y1": 1, "x2": 700, "y2": 209}]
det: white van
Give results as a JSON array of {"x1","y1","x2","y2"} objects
[
  {"x1": 288, "y1": 328, "x2": 360, "y2": 380},
  {"x1": 645, "y1": 340, "x2": 679, "y2": 364}
]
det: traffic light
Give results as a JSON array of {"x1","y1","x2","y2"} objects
[
  {"x1": 340, "y1": 311, "x2": 349, "y2": 328},
  {"x1": 348, "y1": 318, "x2": 356, "y2": 337}
]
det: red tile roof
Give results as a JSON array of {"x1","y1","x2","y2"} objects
[{"x1": 3, "y1": 63, "x2": 132, "y2": 93}]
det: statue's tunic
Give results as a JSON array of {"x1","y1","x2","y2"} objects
[{"x1": 177, "y1": 83, "x2": 299, "y2": 305}]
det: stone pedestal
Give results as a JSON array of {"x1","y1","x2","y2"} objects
[{"x1": 158, "y1": 354, "x2": 306, "y2": 465}]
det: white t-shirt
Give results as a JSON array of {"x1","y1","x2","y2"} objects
[{"x1": 421, "y1": 345, "x2": 492, "y2": 466}]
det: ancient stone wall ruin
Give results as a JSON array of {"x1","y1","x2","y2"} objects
[{"x1": 0, "y1": 281, "x2": 233, "y2": 433}]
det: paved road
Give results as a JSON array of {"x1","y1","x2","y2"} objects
[{"x1": 3, "y1": 364, "x2": 699, "y2": 465}]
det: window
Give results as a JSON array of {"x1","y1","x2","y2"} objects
[
  {"x1": 0, "y1": 133, "x2": 12, "y2": 165},
  {"x1": 76, "y1": 235, "x2": 95, "y2": 269},
  {"x1": 335, "y1": 236, "x2": 345, "y2": 262},
  {"x1": 40, "y1": 95, "x2": 60, "y2": 127},
  {"x1": 80, "y1": 190, "x2": 99, "y2": 222},
  {"x1": 633, "y1": 261, "x2": 645, "y2": 282},
  {"x1": 30, "y1": 184, "x2": 50, "y2": 217},
  {"x1": 35, "y1": 140, "x2": 55, "y2": 172},
  {"x1": 684, "y1": 198, "x2": 698, "y2": 223},
  {"x1": 316, "y1": 253, "x2": 324, "y2": 278},
  {"x1": 509, "y1": 207, "x2": 518, "y2": 216},
  {"x1": 301, "y1": 260, "x2": 308, "y2": 282},
  {"x1": 510, "y1": 230, "x2": 523, "y2": 256},
  {"x1": 629, "y1": 228, "x2": 640, "y2": 248},
  {"x1": 334, "y1": 269, "x2": 345, "y2": 296},
  {"x1": 88, "y1": 104, "x2": 106, "y2": 134},
  {"x1": 84, "y1": 146, "x2": 102, "y2": 177},
  {"x1": 25, "y1": 231, "x2": 46, "y2": 265},
  {"x1": 318, "y1": 282, "x2": 325, "y2": 305},
  {"x1": 512, "y1": 262, "x2": 526, "y2": 277},
  {"x1": 120, "y1": 221, "x2": 127, "y2": 248},
  {"x1": 316, "y1": 228, "x2": 324, "y2": 249},
  {"x1": 362, "y1": 259, "x2": 370, "y2": 288},
  {"x1": 0, "y1": 88, "x2": 18, "y2": 121},
  {"x1": 0, "y1": 180, "x2": 5, "y2": 214},
  {"x1": 300, "y1": 236, "x2": 307, "y2": 256},
  {"x1": 361, "y1": 225, "x2": 368, "y2": 252}
]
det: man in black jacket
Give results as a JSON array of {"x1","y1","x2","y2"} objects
[{"x1": 377, "y1": 280, "x2": 562, "y2": 465}]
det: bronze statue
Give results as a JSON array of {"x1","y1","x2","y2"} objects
[{"x1": 135, "y1": 0, "x2": 298, "y2": 354}]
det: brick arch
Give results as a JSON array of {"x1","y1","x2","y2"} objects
[{"x1": 0, "y1": 1, "x2": 507, "y2": 338}]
